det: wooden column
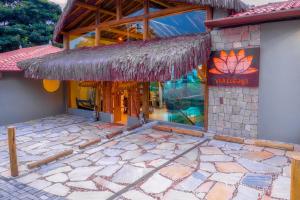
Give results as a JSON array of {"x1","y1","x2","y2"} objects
[
  {"x1": 142, "y1": 82, "x2": 150, "y2": 119},
  {"x1": 103, "y1": 81, "x2": 113, "y2": 113},
  {"x1": 203, "y1": 64, "x2": 209, "y2": 131},
  {"x1": 291, "y1": 158, "x2": 300, "y2": 200},
  {"x1": 116, "y1": 0, "x2": 122, "y2": 21},
  {"x1": 7, "y1": 127, "x2": 18, "y2": 177},
  {"x1": 205, "y1": 6, "x2": 213, "y2": 31},
  {"x1": 143, "y1": 0, "x2": 150, "y2": 40},
  {"x1": 95, "y1": 9, "x2": 101, "y2": 46},
  {"x1": 63, "y1": 34, "x2": 70, "y2": 50}
]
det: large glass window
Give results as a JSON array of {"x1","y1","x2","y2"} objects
[{"x1": 149, "y1": 69, "x2": 204, "y2": 127}]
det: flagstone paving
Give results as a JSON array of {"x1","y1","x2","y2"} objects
[
  {"x1": 117, "y1": 139, "x2": 296, "y2": 200},
  {"x1": 0, "y1": 114, "x2": 124, "y2": 176},
  {"x1": 0, "y1": 115, "x2": 299, "y2": 200}
]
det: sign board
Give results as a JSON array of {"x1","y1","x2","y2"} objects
[{"x1": 208, "y1": 48, "x2": 260, "y2": 87}]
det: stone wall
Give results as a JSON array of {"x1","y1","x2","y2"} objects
[{"x1": 208, "y1": 25, "x2": 260, "y2": 138}]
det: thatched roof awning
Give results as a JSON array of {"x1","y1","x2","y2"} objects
[{"x1": 18, "y1": 33, "x2": 211, "y2": 82}]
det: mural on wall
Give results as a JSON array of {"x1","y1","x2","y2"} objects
[{"x1": 208, "y1": 48, "x2": 260, "y2": 87}]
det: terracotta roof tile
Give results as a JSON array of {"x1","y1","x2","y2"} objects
[
  {"x1": 232, "y1": 0, "x2": 300, "y2": 17},
  {"x1": 0, "y1": 45, "x2": 62, "y2": 72}
]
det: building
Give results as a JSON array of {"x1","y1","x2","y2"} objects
[
  {"x1": 16, "y1": 0, "x2": 300, "y2": 144},
  {"x1": 0, "y1": 45, "x2": 65, "y2": 125}
]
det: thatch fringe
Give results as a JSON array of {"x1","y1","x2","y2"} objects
[
  {"x1": 53, "y1": 0, "x2": 249, "y2": 42},
  {"x1": 168, "y1": 0, "x2": 249, "y2": 11},
  {"x1": 18, "y1": 33, "x2": 211, "y2": 82}
]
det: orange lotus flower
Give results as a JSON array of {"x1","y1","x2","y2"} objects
[{"x1": 210, "y1": 49, "x2": 257, "y2": 75}]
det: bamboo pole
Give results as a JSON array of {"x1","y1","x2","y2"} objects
[
  {"x1": 27, "y1": 149, "x2": 73, "y2": 169},
  {"x1": 7, "y1": 127, "x2": 18, "y2": 177},
  {"x1": 291, "y1": 158, "x2": 300, "y2": 200}
]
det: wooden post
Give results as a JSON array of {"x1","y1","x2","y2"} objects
[
  {"x1": 95, "y1": 9, "x2": 101, "y2": 46},
  {"x1": 291, "y1": 158, "x2": 300, "y2": 200},
  {"x1": 63, "y1": 33, "x2": 70, "y2": 50},
  {"x1": 116, "y1": 0, "x2": 122, "y2": 21},
  {"x1": 143, "y1": 0, "x2": 150, "y2": 40},
  {"x1": 7, "y1": 127, "x2": 18, "y2": 177},
  {"x1": 205, "y1": 6, "x2": 213, "y2": 31},
  {"x1": 203, "y1": 64, "x2": 209, "y2": 132},
  {"x1": 142, "y1": 82, "x2": 150, "y2": 119}
]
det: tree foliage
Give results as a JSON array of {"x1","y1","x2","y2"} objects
[{"x1": 0, "y1": 0, "x2": 61, "y2": 52}]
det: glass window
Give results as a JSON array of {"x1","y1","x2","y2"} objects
[{"x1": 149, "y1": 69, "x2": 204, "y2": 127}]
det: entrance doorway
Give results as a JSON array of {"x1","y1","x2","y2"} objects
[{"x1": 113, "y1": 87, "x2": 129, "y2": 125}]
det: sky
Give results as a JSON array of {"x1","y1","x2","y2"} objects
[{"x1": 50, "y1": 0, "x2": 284, "y2": 8}]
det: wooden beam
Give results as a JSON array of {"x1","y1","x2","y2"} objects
[
  {"x1": 75, "y1": 1, "x2": 116, "y2": 16},
  {"x1": 7, "y1": 127, "x2": 18, "y2": 177},
  {"x1": 70, "y1": 4, "x2": 204, "y2": 35},
  {"x1": 79, "y1": 138, "x2": 101, "y2": 149},
  {"x1": 116, "y1": 0, "x2": 122, "y2": 21},
  {"x1": 27, "y1": 149, "x2": 73, "y2": 169},
  {"x1": 106, "y1": 28, "x2": 143, "y2": 39},
  {"x1": 291, "y1": 158, "x2": 300, "y2": 200},
  {"x1": 214, "y1": 135, "x2": 244, "y2": 144},
  {"x1": 151, "y1": 0, "x2": 171, "y2": 8}
]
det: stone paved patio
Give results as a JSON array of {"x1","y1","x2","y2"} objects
[{"x1": 0, "y1": 114, "x2": 299, "y2": 200}]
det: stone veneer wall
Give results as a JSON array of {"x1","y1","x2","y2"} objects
[{"x1": 208, "y1": 25, "x2": 260, "y2": 138}]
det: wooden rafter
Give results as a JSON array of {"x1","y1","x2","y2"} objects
[{"x1": 75, "y1": 1, "x2": 117, "y2": 16}]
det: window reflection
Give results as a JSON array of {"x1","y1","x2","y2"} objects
[{"x1": 149, "y1": 69, "x2": 204, "y2": 127}]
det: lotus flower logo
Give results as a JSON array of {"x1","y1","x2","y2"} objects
[{"x1": 209, "y1": 49, "x2": 257, "y2": 75}]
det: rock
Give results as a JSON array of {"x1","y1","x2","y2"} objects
[
  {"x1": 42, "y1": 166, "x2": 72, "y2": 177},
  {"x1": 46, "y1": 173, "x2": 69, "y2": 183},
  {"x1": 216, "y1": 162, "x2": 248, "y2": 173},
  {"x1": 242, "y1": 151, "x2": 274, "y2": 161},
  {"x1": 262, "y1": 156, "x2": 288, "y2": 167},
  {"x1": 28, "y1": 179, "x2": 52, "y2": 190},
  {"x1": 210, "y1": 173, "x2": 243, "y2": 185},
  {"x1": 206, "y1": 182, "x2": 235, "y2": 200},
  {"x1": 271, "y1": 176, "x2": 290, "y2": 199},
  {"x1": 200, "y1": 155, "x2": 233, "y2": 162},
  {"x1": 141, "y1": 173, "x2": 172, "y2": 194},
  {"x1": 68, "y1": 166, "x2": 102, "y2": 181},
  {"x1": 96, "y1": 157, "x2": 120, "y2": 165},
  {"x1": 200, "y1": 147, "x2": 224, "y2": 155},
  {"x1": 67, "y1": 191, "x2": 113, "y2": 200},
  {"x1": 112, "y1": 165, "x2": 150, "y2": 184},
  {"x1": 96, "y1": 164, "x2": 122, "y2": 177},
  {"x1": 17, "y1": 173, "x2": 41, "y2": 184},
  {"x1": 200, "y1": 162, "x2": 216, "y2": 172},
  {"x1": 131, "y1": 153, "x2": 161, "y2": 163},
  {"x1": 94, "y1": 177, "x2": 124, "y2": 192},
  {"x1": 44, "y1": 183, "x2": 70, "y2": 196},
  {"x1": 120, "y1": 150, "x2": 143, "y2": 160},
  {"x1": 241, "y1": 173, "x2": 272, "y2": 189},
  {"x1": 238, "y1": 158, "x2": 281, "y2": 174},
  {"x1": 175, "y1": 171, "x2": 208, "y2": 191},
  {"x1": 66, "y1": 181, "x2": 98, "y2": 190},
  {"x1": 103, "y1": 149, "x2": 124, "y2": 157},
  {"x1": 122, "y1": 190, "x2": 155, "y2": 200},
  {"x1": 233, "y1": 185, "x2": 260, "y2": 200},
  {"x1": 159, "y1": 164, "x2": 193, "y2": 181},
  {"x1": 163, "y1": 189, "x2": 198, "y2": 200},
  {"x1": 69, "y1": 159, "x2": 92, "y2": 168}
]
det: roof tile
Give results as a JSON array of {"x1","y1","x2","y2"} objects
[{"x1": 0, "y1": 45, "x2": 62, "y2": 72}]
